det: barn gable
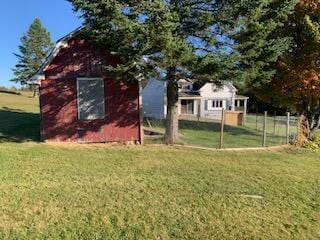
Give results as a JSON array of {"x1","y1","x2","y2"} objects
[{"x1": 33, "y1": 28, "x2": 142, "y2": 143}]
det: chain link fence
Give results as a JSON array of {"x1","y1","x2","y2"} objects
[{"x1": 144, "y1": 111, "x2": 298, "y2": 149}]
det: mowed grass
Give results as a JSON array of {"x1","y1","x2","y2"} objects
[
  {"x1": 0, "y1": 143, "x2": 320, "y2": 239},
  {"x1": 0, "y1": 92, "x2": 320, "y2": 239},
  {"x1": 0, "y1": 92, "x2": 40, "y2": 142},
  {"x1": 145, "y1": 119, "x2": 288, "y2": 148}
]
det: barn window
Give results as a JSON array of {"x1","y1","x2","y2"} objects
[{"x1": 77, "y1": 78, "x2": 105, "y2": 120}]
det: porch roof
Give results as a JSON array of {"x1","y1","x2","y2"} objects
[
  {"x1": 179, "y1": 92, "x2": 201, "y2": 99},
  {"x1": 235, "y1": 95, "x2": 249, "y2": 100}
]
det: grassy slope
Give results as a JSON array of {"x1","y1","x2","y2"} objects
[
  {"x1": 0, "y1": 92, "x2": 320, "y2": 239},
  {"x1": 0, "y1": 92, "x2": 40, "y2": 142}
]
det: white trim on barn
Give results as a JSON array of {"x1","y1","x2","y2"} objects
[{"x1": 28, "y1": 26, "x2": 86, "y2": 85}]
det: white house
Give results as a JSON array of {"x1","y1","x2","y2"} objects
[{"x1": 142, "y1": 79, "x2": 249, "y2": 120}]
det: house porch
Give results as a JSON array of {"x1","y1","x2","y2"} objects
[{"x1": 234, "y1": 95, "x2": 249, "y2": 119}]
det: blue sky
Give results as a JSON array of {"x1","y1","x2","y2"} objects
[{"x1": 0, "y1": 0, "x2": 82, "y2": 87}]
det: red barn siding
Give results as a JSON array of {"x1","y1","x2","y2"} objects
[{"x1": 40, "y1": 37, "x2": 140, "y2": 143}]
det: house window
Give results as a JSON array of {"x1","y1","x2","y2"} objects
[
  {"x1": 181, "y1": 100, "x2": 194, "y2": 115},
  {"x1": 212, "y1": 100, "x2": 223, "y2": 109},
  {"x1": 77, "y1": 78, "x2": 105, "y2": 120},
  {"x1": 180, "y1": 84, "x2": 192, "y2": 91}
]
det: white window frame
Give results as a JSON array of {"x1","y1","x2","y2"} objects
[
  {"x1": 208, "y1": 99, "x2": 226, "y2": 110},
  {"x1": 76, "y1": 77, "x2": 105, "y2": 121}
]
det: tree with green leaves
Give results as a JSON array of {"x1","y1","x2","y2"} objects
[
  {"x1": 230, "y1": 0, "x2": 320, "y2": 140},
  {"x1": 67, "y1": 0, "x2": 302, "y2": 144},
  {"x1": 68, "y1": 0, "x2": 235, "y2": 144},
  {"x1": 12, "y1": 18, "x2": 54, "y2": 91},
  {"x1": 227, "y1": 0, "x2": 298, "y2": 86}
]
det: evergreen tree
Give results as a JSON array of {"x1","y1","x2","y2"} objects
[
  {"x1": 265, "y1": 0, "x2": 319, "y2": 140},
  {"x1": 68, "y1": 0, "x2": 231, "y2": 143},
  {"x1": 231, "y1": 0, "x2": 320, "y2": 140},
  {"x1": 12, "y1": 18, "x2": 54, "y2": 85},
  {"x1": 227, "y1": 0, "x2": 298, "y2": 87}
]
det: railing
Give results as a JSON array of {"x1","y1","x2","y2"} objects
[{"x1": 234, "y1": 107, "x2": 245, "y2": 112}]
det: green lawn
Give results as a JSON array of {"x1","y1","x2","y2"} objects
[
  {"x1": 0, "y1": 143, "x2": 319, "y2": 239},
  {"x1": 0, "y1": 92, "x2": 40, "y2": 143},
  {"x1": 145, "y1": 119, "x2": 290, "y2": 148},
  {"x1": 0, "y1": 92, "x2": 320, "y2": 239},
  {"x1": 245, "y1": 114, "x2": 297, "y2": 137}
]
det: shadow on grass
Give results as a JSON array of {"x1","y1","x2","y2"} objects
[
  {"x1": 179, "y1": 120, "x2": 261, "y2": 136},
  {"x1": 0, "y1": 110, "x2": 40, "y2": 143},
  {"x1": 144, "y1": 119, "x2": 286, "y2": 147},
  {"x1": 144, "y1": 119, "x2": 262, "y2": 136}
]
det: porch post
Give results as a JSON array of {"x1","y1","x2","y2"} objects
[
  {"x1": 243, "y1": 99, "x2": 248, "y2": 124},
  {"x1": 231, "y1": 93, "x2": 235, "y2": 111},
  {"x1": 198, "y1": 99, "x2": 203, "y2": 118},
  {"x1": 193, "y1": 99, "x2": 198, "y2": 116},
  {"x1": 178, "y1": 99, "x2": 181, "y2": 115}
]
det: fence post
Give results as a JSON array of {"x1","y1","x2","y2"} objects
[
  {"x1": 286, "y1": 112, "x2": 290, "y2": 144},
  {"x1": 262, "y1": 111, "x2": 267, "y2": 147},
  {"x1": 273, "y1": 111, "x2": 276, "y2": 136},
  {"x1": 219, "y1": 109, "x2": 225, "y2": 149},
  {"x1": 255, "y1": 107, "x2": 258, "y2": 130}
]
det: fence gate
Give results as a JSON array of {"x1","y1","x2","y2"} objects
[{"x1": 225, "y1": 111, "x2": 244, "y2": 126}]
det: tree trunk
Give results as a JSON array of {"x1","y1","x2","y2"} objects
[
  {"x1": 297, "y1": 113, "x2": 308, "y2": 146},
  {"x1": 308, "y1": 109, "x2": 320, "y2": 139},
  {"x1": 165, "y1": 67, "x2": 179, "y2": 144},
  {"x1": 297, "y1": 100, "x2": 320, "y2": 143}
]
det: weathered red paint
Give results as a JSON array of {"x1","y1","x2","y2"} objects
[{"x1": 40, "y1": 37, "x2": 140, "y2": 143}]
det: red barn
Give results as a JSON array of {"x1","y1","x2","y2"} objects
[{"x1": 30, "y1": 27, "x2": 143, "y2": 143}]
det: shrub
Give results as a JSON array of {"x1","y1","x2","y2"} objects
[{"x1": 305, "y1": 132, "x2": 320, "y2": 151}]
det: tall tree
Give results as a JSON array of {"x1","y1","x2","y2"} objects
[
  {"x1": 227, "y1": 0, "x2": 298, "y2": 86},
  {"x1": 269, "y1": 0, "x2": 319, "y2": 140},
  {"x1": 68, "y1": 0, "x2": 231, "y2": 144},
  {"x1": 12, "y1": 18, "x2": 54, "y2": 86},
  {"x1": 233, "y1": 0, "x2": 319, "y2": 140}
]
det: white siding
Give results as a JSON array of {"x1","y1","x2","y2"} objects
[
  {"x1": 199, "y1": 83, "x2": 236, "y2": 119},
  {"x1": 200, "y1": 83, "x2": 234, "y2": 99},
  {"x1": 143, "y1": 80, "x2": 239, "y2": 120},
  {"x1": 142, "y1": 79, "x2": 166, "y2": 119}
]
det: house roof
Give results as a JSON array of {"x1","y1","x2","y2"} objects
[{"x1": 192, "y1": 81, "x2": 237, "y2": 92}]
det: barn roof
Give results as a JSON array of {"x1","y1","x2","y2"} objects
[
  {"x1": 27, "y1": 26, "x2": 86, "y2": 85},
  {"x1": 27, "y1": 25, "x2": 145, "y2": 85}
]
